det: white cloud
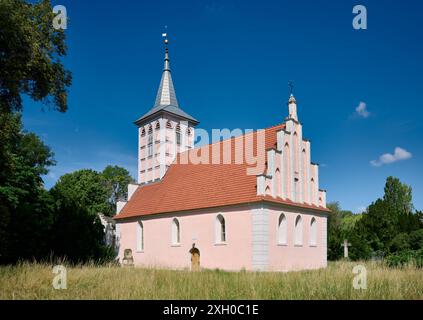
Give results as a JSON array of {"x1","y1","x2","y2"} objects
[
  {"x1": 355, "y1": 102, "x2": 370, "y2": 118},
  {"x1": 370, "y1": 147, "x2": 412, "y2": 167}
]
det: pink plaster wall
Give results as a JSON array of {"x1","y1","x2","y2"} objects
[
  {"x1": 117, "y1": 204, "x2": 328, "y2": 272},
  {"x1": 117, "y1": 205, "x2": 253, "y2": 271},
  {"x1": 267, "y1": 206, "x2": 327, "y2": 271}
]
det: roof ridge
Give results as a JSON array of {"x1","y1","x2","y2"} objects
[{"x1": 177, "y1": 123, "x2": 286, "y2": 158}]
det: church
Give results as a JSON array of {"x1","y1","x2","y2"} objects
[{"x1": 114, "y1": 36, "x2": 329, "y2": 272}]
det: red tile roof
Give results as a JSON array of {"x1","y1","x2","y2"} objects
[{"x1": 115, "y1": 123, "x2": 329, "y2": 220}]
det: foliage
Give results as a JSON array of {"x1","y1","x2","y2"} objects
[
  {"x1": 0, "y1": 0, "x2": 72, "y2": 113},
  {"x1": 50, "y1": 169, "x2": 111, "y2": 215},
  {"x1": 0, "y1": 113, "x2": 56, "y2": 262},
  {"x1": 347, "y1": 177, "x2": 423, "y2": 261},
  {"x1": 102, "y1": 165, "x2": 134, "y2": 215},
  {"x1": 385, "y1": 249, "x2": 423, "y2": 268},
  {"x1": 50, "y1": 167, "x2": 134, "y2": 217},
  {"x1": 50, "y1": 198, "x2": 109, "y2": 263},
  {"x1": 326, "y1": 202, "x2": 361, "y2": 260}
]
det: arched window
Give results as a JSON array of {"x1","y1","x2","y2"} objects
[
  {"x1": 215, "y1": 214, "x2": 226, "y2": 243},
  {"x1": 284, "y1": 143, "x2": 291, "y2": 199},
  {"x1": 148, "y1": 125, "x2": 153, "y2": 134},
  {"x1": 310, "y1": 217, "x2": 317, "y2": 246},
  {"x1": 155, "y1": 121, "x2": 160, "y2": 130},
  {"x1": 176, "y1": 125, "x2": 181, "y2": 146},
  {"x1": 186, "y1": 128, "x2": 192, "y2": 136},
  {"x1": 147, "y1": 132, "x2": 153, "y2": 157},
  {"x1": 294, "y1": 215, "x2": 303, "y2": 246},
  {"x1": 136, "y1": 221, "x2": 144, "y2": 252},
  {"x1": 166, "y1": 120, "x2": 173, "y2": 129},
  {"x1": 278, "y1": 214, "x2": 287, "y2": 245},
  {"x1": 172, "y1": 218, "x2": 180, "y2": 245},
  {"x1": 141, "y1": 128, "x2": 146, "y2": 137}
]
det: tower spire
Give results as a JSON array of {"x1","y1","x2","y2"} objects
[
  {"x1": 287, "y1": 81, "x2": 298, "y2": 121},
  {"x1": 154, "y1": 31, "x2": 179, "y2": 107}
]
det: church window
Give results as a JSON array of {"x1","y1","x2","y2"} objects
[
  {"x1": 216, "y1": 214, "x2": 226, "y2": 243},
  {"x1": 136, "y1": 221, "x2": 144, "y2": 252},
  {"x1": 176, "y1": 125, "x2": 181, "y2": 145},
  {"x1": 172, "y1": 218, "x2": 180, "y2": 245},
  {"x1": 294, "y1": 215, "x2": 303, "y2": 246},
  {"x1": 278, "y1": 214, "x2": 287, "y2": 245},
  {"x1": 147, "y1": 133, "x2": 153, "y2": 157},
  {"x1": 310, "y1": 218, "x2": 317, "y2": 246}
]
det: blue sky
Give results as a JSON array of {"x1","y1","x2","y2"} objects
[{"x1": 22, "y1": 0, "x2": 423, "y2": 212}]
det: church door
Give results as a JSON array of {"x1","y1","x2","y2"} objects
[{"x1": 190, "y1": 247, "x2": 200, "y2": 271}]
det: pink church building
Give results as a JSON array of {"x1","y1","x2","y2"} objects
[{"x1": 114, "y1": 38, "x2": 329, "y2": 272}]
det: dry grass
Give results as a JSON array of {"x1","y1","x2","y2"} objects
[{"x1": 0, "y1": 261, "x2": 422, "y2": 300}]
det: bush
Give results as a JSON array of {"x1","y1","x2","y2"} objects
[
  {"x1": 385, "y1": 249, "x2": 423, "y2": 268},
  {"x1": 409, "y1": 229, "x2": 423, "y2": 250}
]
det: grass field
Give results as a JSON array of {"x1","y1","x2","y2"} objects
[{"x1": 0, "y1": 261, "x2": 422, "y2": 300}]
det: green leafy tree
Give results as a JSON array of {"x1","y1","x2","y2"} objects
[
  {"x1": 50, "y1": 198, "x2": 107, "y2": 263},
  {"x1": 51, "y1": 170, "x2": 110, "y2": 215},
  {"x1": 327, "y1": 202, "x2": 361, "y2": 260},
  {"x1": 0, "y1": 0, "x2": 72, "y2": 113},
  {"x1": 383, "y1": 176, "x2": 413, "y2": 215},
  {"x1": 0, "y1": 113, "x2": 56, "y2": 262},
  {"x1": 102, "y1": 165, "x2": 134, "y2": 215},
  {"x1": 349, "y1": 177, "x2": 422, "y2": 260}
]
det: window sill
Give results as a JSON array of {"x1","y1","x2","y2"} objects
[
  {"x1": 277, "y1": 243, "x2": 288, "y2": 246},
  {"x1": 135, "y1": 250, "x2": 144, "y2": 253},
  {"x1": 309, "y1": 244, "x2": 317, "y2": 247},
  {"x1": 294, "y1": 244, "x2": 303, "y2": 247},
  {"x1": 214, "y1": 242, "x2": 227, "y2": 246},
  {"x1": 171, "y1": 244, "x2": 181, "y2": 247}
]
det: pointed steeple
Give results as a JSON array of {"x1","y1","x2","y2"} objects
[
  {"x1": 134, "y1": 33, "x2": 199, "y2": 126},
  {"x1": 154, "y1": 36, "x2": 179, "y2": 107}
]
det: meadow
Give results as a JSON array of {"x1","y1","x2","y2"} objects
[{"x1": 0, "y1": 261, "x2": 421, "y2": 300}]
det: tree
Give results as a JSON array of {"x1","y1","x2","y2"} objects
[
  {"x1": 50, "y1": 170, "x2": 110, "y2": 215},
  {"x1": 50, "y1": 198, "x2": 107, "y2": 263},
  {"x1": 349, "y1": 177, "x2": 422, "y2": 260},
  {"x1": 0, "y1": 0, "x2": 72, "y2": 113},
  {"x1": 102, "y1": 165, "x2": 134, "y2": 215},
  {"x1": 327, "y1": 202, "x2": 361, "y2": 260},
  {"x1": 50, "y1": 166, "x2": 134, "y2": 216},
  {"x1": 0, "y1": 113, "x2": 56, "y2": 262},
  {"x1": 383, "y1": 176, "x2": 413, "y2": 215}
]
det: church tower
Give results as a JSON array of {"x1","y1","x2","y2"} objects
[{"x1": 135, "y1": 35, "x2": 199, "y2": 185}]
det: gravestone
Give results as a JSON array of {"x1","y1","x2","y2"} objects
[
  {"x1": 122, "y1": 248, "x2": 134, "y2": 267},
  {"x1": 341, "y1": 239, "x2": 351, "y2": 259}
]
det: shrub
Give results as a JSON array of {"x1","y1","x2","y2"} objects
[{"x1": 385, "y1": 249, "x2": 423, "y2": 268}]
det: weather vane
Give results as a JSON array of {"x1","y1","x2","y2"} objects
[{"x1": 288, "y1": 80, "x2": 294, "y2": 95}]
